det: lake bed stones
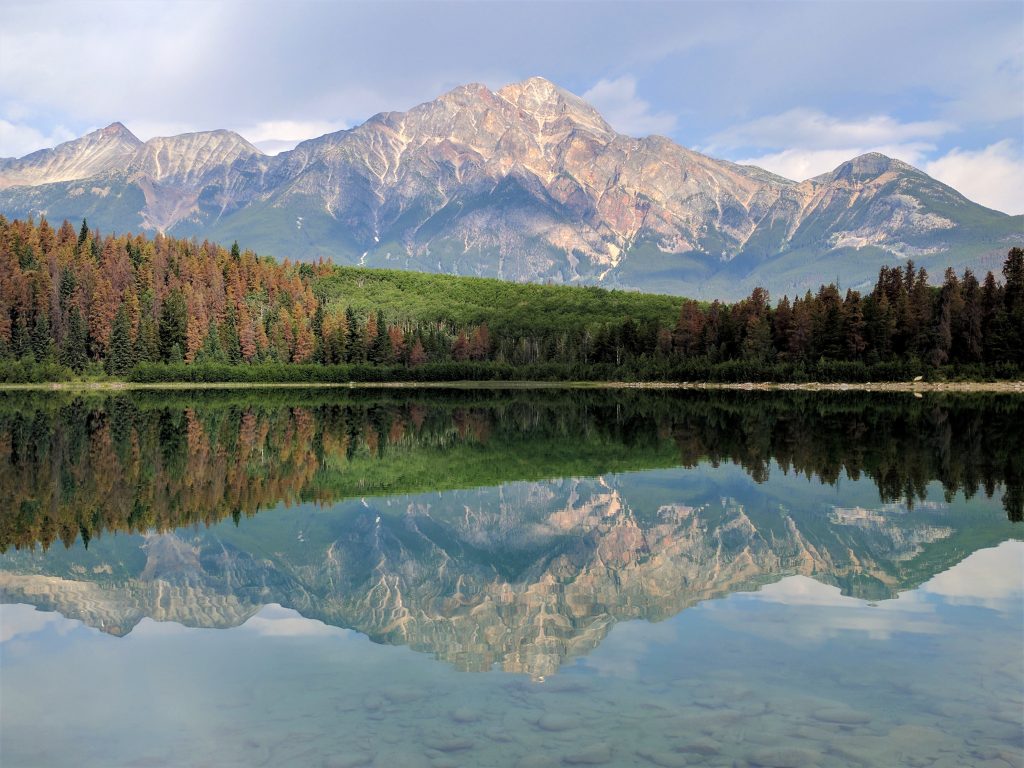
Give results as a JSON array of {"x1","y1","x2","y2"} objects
[
  {"x1": 535, "y1": 713, "x2": 580, "y2": 732},
  {"x1": 562, "y1": 742, "x2": 613, "y2": 765},
  {"x1": 636, "y1": 748, "x2": 690, "y2": 767},
  {"x1": 450, "y1": 707, "x2": 481, "y2": 724},
  {"x1": 810, "y1": 707, "x2": 871, "y2": 726},
  {"x1": 323, "y1": 753, "x2": 373, "y2": 768},
  {"x1": 422, "y1": 734, "x2": 475, "y2": 753},
  {"x1": 745, "y1": 746, "x2": 822, "y2": 768}
]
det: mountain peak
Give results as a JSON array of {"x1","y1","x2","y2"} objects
[
  {"x1": 0, "y1": 120, "x2": 142, "y2": 189},
  {"x1": 130, "y1": 130, "x2": 262, "y2": 187},
  {"x1": 820, "y1": 152, "x2": 917, "y2": 183},
  {"x1": 497, "y1": 77, "x2": 613, "y2": 136},
  {"x1": 98, "y1": 122, "x2": 140, "y2": 143}
]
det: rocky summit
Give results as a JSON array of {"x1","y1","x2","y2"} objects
[{"x1": 0, "y1": 77, "x2": 1019, "y2": 298}]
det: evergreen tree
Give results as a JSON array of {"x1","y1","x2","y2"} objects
[
  {"x1": 344, "y1": 307, "x2": 365, "y2": 363},
  {"x1": 159, "y1": 289, "x2": 188, "y2": 362},
  {"x1": 310, "y1": 300, "x2": 325, "y2": 363},
  {"x1": 196, "y1": 318, "x2": 224, "y2": 363},
  {"x1": 77, "y1": 219, "x2": 89, "y2": 252},
  {"x1": 106, "y1": 304, "x2": 136, "y2": 375},
  {"x1": 30, "y1": 312, "x2": 52, "y2": 362},
  {"x1": 368, "y1": 310, "x2": 389, "y2": 364},
  {"x1": 843, "y1": 290, "x2": 867, "y2": 360},
  {"x1": 220, "y1": 305, "x2": 243, "y2": 364},
  {"x1": 956, "y1": 269, "x2": 983, "y2": 363},
  {"x1": 1003, "y1": 248, "x2": 1024, "y2": 364},
  {"x1": 137, "y1": 312, "x2": 160, "y2": 363},
  {"x1": 61, "y1": 307, "x2": 88, "y2": 372}
]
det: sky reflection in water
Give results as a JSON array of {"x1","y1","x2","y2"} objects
[{"x1": 1, "y1": 391, "x2": 1022, "y2": 767}]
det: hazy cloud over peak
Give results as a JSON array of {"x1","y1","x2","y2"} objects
[{"x1": 582, "y1": 77, "x2": 676, "y2": 137}]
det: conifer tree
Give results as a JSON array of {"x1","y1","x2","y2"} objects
[
  {"x1": 77, "y1": 219, "x2": 89, "y2": 253},
  {"x1": 451, "y1": 329, "x2": 470, "y2": 362},
  {"x1": 137, "y1": 312, "x2": 160, "y2": 363},
  {"x1": 344, "y1": 307, "x2": 365, "y2": 363},
  {"x1": 196, "y1": 318, "x2": 224, "y2": 363},
  {"x1": 220, "y1": 305, "x2": 243, "y2": 364},
  {"x1": 106, "y1": 304, "x2": 136, "y2": 375},
  {"x1": 369, "y1": 310, "x2": 389, "y2": 364},
  {"x1": 61, "y1": 307, "x2": 88, "y2": 372},
  {"x1": 30, "y1": 312, "x2": 52, "y2": 362},
  {"x1": 310, "y1": 300, "x2": 325, "y2": 362},
  {"x1": 159, "y1": 289, "x2": 188, "y2": 362}
]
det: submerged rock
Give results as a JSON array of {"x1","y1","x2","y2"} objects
[
  {"x1": 323, "y1": 754, "x2": 373, "y2": 768},
  {"x1": 516, "y1": 755, "x2": 560, "y2": 768},
  {"x1": 636, "y1": 749, "x2": 689, "y2": 767},
  {"x1": 562, "y1": 742, "x2": 613, "y2": 765},
  {"x1": 811, "y1": 707, "x2": 871, "y2": 726},
  {"x1": 746, "y1": 746, "x2": 822, "y2": 767},
  {"x1": 536, "y1": 713, "x2": 580, "y2": 732},
  {"x1": 423, "y1": 735, "x2": 475, "y2": 753},
  {"x1": 450, "y1": 707, "x2": 481, "y2": 723}
]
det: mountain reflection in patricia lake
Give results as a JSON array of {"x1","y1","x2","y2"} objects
[{"x1": 0, "y1": 388, "x2": 1021, "y2": 768}]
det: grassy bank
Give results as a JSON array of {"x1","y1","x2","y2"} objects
[
  {"x1": 3, "y1": 379, "x2": 1021, "y2": 393},
  {"x1": 2, "y1": 357, "x2": 1022, "y2": 387}
]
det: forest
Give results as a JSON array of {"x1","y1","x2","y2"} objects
[
  {"x1": 1, "y1": 389, "x2": 1020, "y2": 551},
  {"x1": 0, "y1": 215, "x2": 1021, "y2": 383}
]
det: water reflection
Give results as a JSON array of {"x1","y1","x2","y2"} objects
[
  {"x1": 1, "y1": 389, "x2": 1021, "y2": 552},
  {"x1": 2, "y1": 543, "x2": 1021, "y2": 768},
  {"x1": 0, "y1": 390, "x2": 1020, "y2": 678},
  {"x1": 1, "y1": 389, "x2": 1022, "y2": 767}
]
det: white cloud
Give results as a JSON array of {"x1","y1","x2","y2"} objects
[
  {"x1": 736, "y1": 144, "x2": 935, "y2": 182},
  {"x1": 240, "y1": 603, "x2": 354, "y2": 638},
  {"x1": 0, "y1": 603, "x2": 70, "y2": 642},
  {"x1": 704, "y1": 575, "x2": 945, "y2": 642},
  {"x1": 710, "y1": 108, "x2": 951, "y2": 152},
  {"x1": 238, "y1": 120, "x2": 348, "y2": 155},
  {"x1": 709, "y1": 107, "x2": 958, "y2": 181},
  {"x1": 924, "y1": 140, "x2": 1024, "y2": 215},
  {"x1": 582, "y1": 76, "x2": 676, "y2": 137},
  {"x1": 0, "y1": 119, "x2": 76, "y2": 158},
  {"x1": 920, "y1": 540, "x2": 1024, "y2": 610}
]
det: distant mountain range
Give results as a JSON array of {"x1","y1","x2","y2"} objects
[{"x1": 1, "y1": 77, "x2": 1020, "y2": 299}]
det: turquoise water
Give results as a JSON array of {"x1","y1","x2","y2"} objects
[{"x1": 1, "y1": 391, "x2": 1022, "y2": 767}]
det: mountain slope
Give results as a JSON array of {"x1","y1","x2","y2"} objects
[
  {"x1": 0, "y1": 79, "x2": 1019, "y2": 299},
  {"x1": 0, "y1": 122, "x2": 142, "y2": 189}
]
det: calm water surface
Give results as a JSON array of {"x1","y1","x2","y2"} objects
[{"x1": 1, "y1": 389, "x2": 1021, "y2": 768}]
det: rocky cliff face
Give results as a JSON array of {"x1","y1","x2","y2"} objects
[
  {"x1": 0, "y1": 78, "x2": 1018, "y2": 298},
  {"x1": 0, "y1": 475, "x2": 970, "y2": 677}
]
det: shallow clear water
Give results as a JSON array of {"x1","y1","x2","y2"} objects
[{"x1": 1, "y1": 390, "x2": 1022, "y2": 767}]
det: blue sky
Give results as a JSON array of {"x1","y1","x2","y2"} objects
[{"x1": 1, "y1": 0, "x2": 1022, "y2": 212}]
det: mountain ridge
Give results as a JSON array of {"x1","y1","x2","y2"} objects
[{"x1": 0, "y1": 77, "x2": 1019, "y2": 299}]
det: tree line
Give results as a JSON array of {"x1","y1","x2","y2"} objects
[
  {"x1": 1, "y1": 215, "x2": 1021, "y2": 382},
  {"x1": 1, "y1": 389, "x2": 1019, "y2": 551}
]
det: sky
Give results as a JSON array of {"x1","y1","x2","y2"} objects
[{"x1": 1, "y1": 0, "x2": 1022, "y2": 213}]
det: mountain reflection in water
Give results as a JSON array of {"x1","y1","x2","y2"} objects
[{"x1": 0, "y1": 389, "x2": 1020, "y2": 678}]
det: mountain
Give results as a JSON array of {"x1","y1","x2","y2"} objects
[
  {"x1": 0, "y1": 78, "x2": 1020, "y2": 299},
  {"x1": 1, "y1": 471, "x2": 1013, "y2": 677},
  {"x1": 0, "y1": 122, "x2": 142, "y2": 189}
]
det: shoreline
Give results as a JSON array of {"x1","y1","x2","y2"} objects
[{"x1": 1, "y1": 380, "x2": 1022, "y2": 393}]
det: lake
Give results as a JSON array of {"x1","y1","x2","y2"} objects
[{"x1": 1, "y1": 388, "x2": 1021, "y2": 768}]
